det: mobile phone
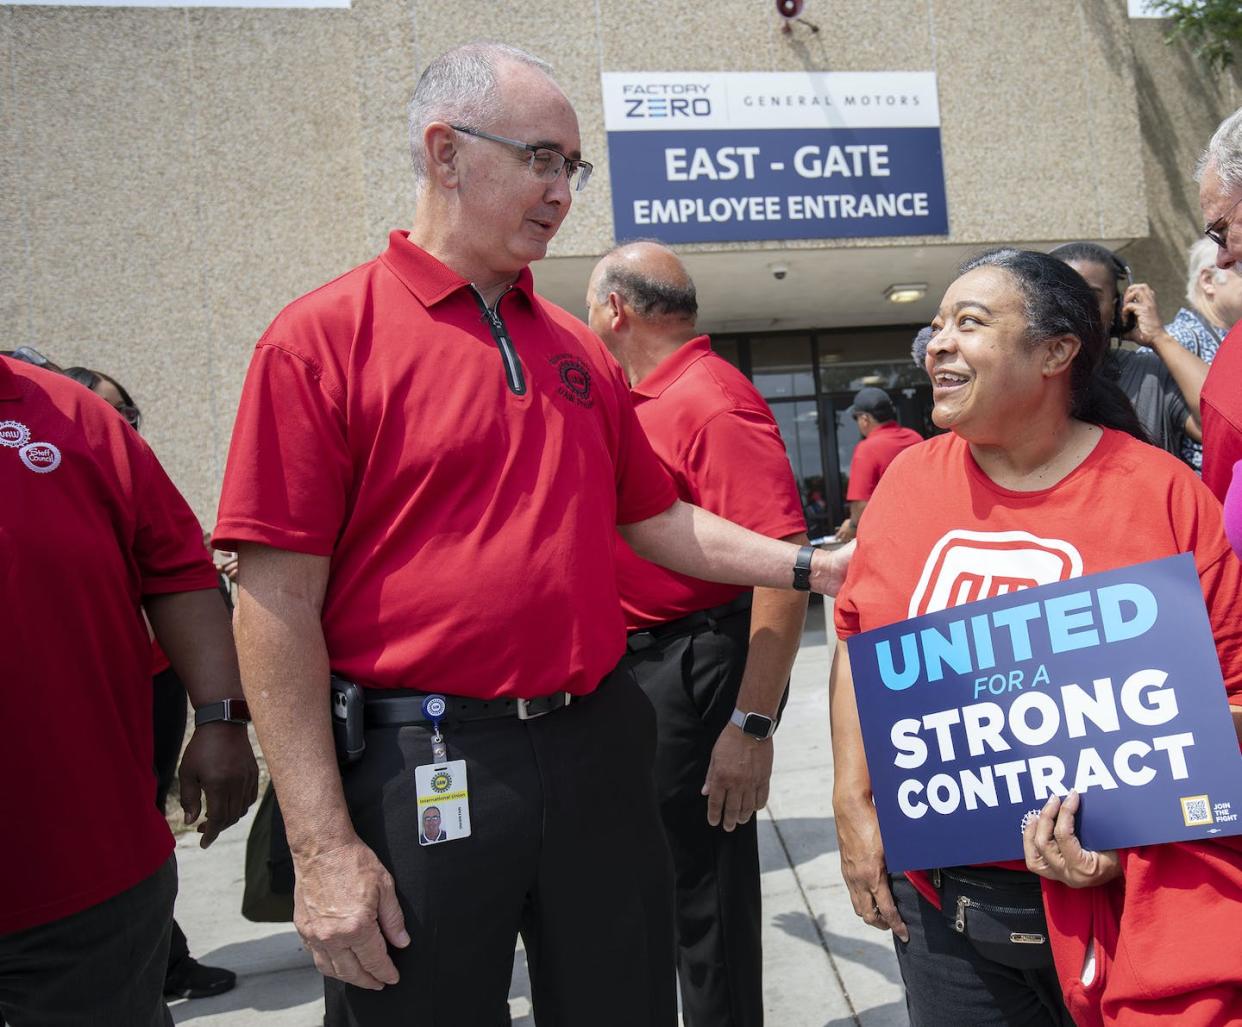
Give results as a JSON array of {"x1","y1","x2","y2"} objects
[
  {"x1": 11, "y1": 346, "x2": 63, "y2": 373},
  {"x1": 330, "y1": 676, "x2": 366, "y2": 765}
]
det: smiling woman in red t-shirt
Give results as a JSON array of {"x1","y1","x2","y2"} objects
[{"x1": 831, "y1": 249, "x2": 1242, "y2": 1026}]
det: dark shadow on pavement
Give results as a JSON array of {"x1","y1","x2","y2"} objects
[
  {"x1": 824, "y1": 998, "x2": 908, "y2": 1027},
  {"x1": 769, "y1": 910, "x2": 902, "y2": 986},
  {"x1": 170, "y1": 964, "x2": 323, "y2": 1023},
  {"x1": 769, "y1": 815, "x2": 839, "y2": 864},
  {"x1": 194, "y1": 930, "x2": 312, "y2": 975}
]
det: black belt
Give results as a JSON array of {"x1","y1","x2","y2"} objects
[
  {"x1": 626, "y1": 592, "x2": 753, "y2": 653},
  {"x1": 362, "y1": 687, "x2": 576, "y2": 728}
]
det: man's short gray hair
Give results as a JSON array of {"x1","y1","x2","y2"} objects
[
  {"x1": 407, "y1": 42, "x2": 554, "y2": 185},
  {"x1": 1195, "y1": 106, "x2": 1242, "y2": 191},
  {"x1": 1186, "y1": 236, "x2": 1229, "y2": 304}
]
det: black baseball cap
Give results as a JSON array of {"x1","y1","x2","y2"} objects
[{"x1": 849, "y1": 386, "x2": 894, "y2": 418}]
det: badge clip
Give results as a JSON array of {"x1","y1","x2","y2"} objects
[{"x1": 422, "y1": 694, "x2": 449, "y2": 762}]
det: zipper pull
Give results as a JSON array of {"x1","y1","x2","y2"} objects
[{"x1": 954, "y1": 895, "x2": 971, "y2": 933}]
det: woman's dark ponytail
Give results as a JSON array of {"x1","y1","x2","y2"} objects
[
  {"x1": 959, "y1": 248, "x2": 1149, "y2": 443},
  {"x1": 1072, "y1": 358, "x2": 1150, "y2": 444}
]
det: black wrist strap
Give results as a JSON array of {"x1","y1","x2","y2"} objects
[
  {"x1": 194, "y1": 698, "x2": 251, "y2": 726},
  {"x1": 792, "y1": 544, "x2": 816, "y2": 592}
]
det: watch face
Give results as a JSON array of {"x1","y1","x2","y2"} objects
[{"x1": 742, "y1": 712, "x2": 774, "y2": 738}]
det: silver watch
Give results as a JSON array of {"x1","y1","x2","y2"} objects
[{"x1": 730, "y1": 708, "x2": 777, "y2": 740}]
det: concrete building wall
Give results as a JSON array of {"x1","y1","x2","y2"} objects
[{"x1": 1, "y1": 1, "x2": 1237, "y2": 522}]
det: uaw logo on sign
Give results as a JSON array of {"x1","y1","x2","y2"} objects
[
  {"x1": 19, "y1": 441, "x2": 61, "y2": 474},
  {"x1": 549, "y1": 354, "x2": 594, "y2": 408},
  {"x1": 908, "y1": 530, "x2": 1083, "y2": 617},
  {"x1": 0, "y1": 420, "x2": 32, "y2": 449}
]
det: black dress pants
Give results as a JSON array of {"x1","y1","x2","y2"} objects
[
  {"x1": 628, "y1": 606, "x2": 764, "y2": 1027},
  {"x1": 324, "y1": 661, "x2": 677, "y2": 1027},
  {"x1": 0, "y1": 856, "x2": 176, "y2": 1027},
  {"x1": 152, "y1": 667, "x2": 191, "y2": 970}
]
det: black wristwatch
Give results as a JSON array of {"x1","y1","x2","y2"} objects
[
  {"x1": 193, "y1": 698, "x2": 252, "y2": 727},
  {"x1": 730, "y1": 708, "x2": 777, "y2": 741},
  {"x1": 791, "y1": 544, "x2": 816, "y2": 591}
]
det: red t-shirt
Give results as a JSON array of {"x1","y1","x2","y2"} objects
[
  {"x1": 0, "y1": 357, "x2": 218, "y2": 935},
  {"x1": 845, "y1": 420, "x2": 924, "y2": 502},
  {"x1": 1201, "y1": 321, "x2": 1242, "y2": 505},
  {"x1": 214, "y1": 232, "x2": 677, "y2": 699},
  {"x1": 834, "y1": 429, "x2": 1242, "y2": 1025},
  {"x1": 615, "y1": 336, "x2": 806, "y2": 629}
]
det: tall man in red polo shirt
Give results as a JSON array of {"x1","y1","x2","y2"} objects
[
  {"x1": 834, "y1": 387, "x2": 924, "y2": 544},
  {"x1": 587, "y1": 242, "x2": 808, "y2": 1027},
  {"x1": 1197, "y1": 106, "x2": 1242, "y2": 505},
  {"x1": 0, "y1": 355, "x2": 257, "y2": 1026},
  {"x1": 214, "y1": 42, "x2": 851, "y2": 1027}
]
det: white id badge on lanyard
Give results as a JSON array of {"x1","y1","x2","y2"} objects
[{"x1": 414, "y1": 760, "x2": 471, "y2": 845}]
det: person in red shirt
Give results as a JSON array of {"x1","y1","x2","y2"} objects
[
  {"x1": 587, "y1": 241, "x2": 809, "y2": 1027},
  {"x1": 0, "y1": 356, "x2": 257, "y2": 1026},
  {"x1": 215, "y1": 43, "x2": 850, "y2": 1027},
  {"x1": 830, "y1": 249, "x2": 1242, "y2": 1026},
  {"x1": 834, "y1": 387, "x2": 923, "y2": 543},
  {"x1": 1196, "y1": 107, "x2": 1242, "y2": 504},
  {"x1": 65, "y1": 364, "x2": 240, "y2": 1001}
]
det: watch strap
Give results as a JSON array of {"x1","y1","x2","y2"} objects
[
  {"x1": 792, "y1": 544, "x2": 816, "y2": 591},
  {"x1": 730, "y1": 707, "x2": 777, "y2": 740},
  {"x1": 194, "y1": 698, "x2": 251, "y2": 727}
]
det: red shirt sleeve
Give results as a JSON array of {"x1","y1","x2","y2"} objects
[
  {"x1": 846, "y1": 438, "x2": 882, "y2": 502},
  {"x1": 213, "y1": 342, "x2": 352, "y2": 554},
  {"x1": 683, "y1": 409, "x2": 806, "y2": 539},
  {"x1": 1160, "y1": 467, "x2": 1242, "y2": 698},
  {"x1": 608, "y1": 364, "x2": 678, "y2": 525},
  {"x1": 133, "y1": 439, "x2": 218, "y2": 596}
]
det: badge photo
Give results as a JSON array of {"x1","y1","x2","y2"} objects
[{"x1": 414, "y1": 759, "x2": 471, "y2": 845}]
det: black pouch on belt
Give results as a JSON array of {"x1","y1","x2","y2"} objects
[{"x1": 938, "y1": 866, "x2": 1052, "y2": 971}]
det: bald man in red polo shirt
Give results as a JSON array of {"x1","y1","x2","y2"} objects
[
  {"x1": 214, "y1": 42, "x2": 851, "y2": 1027},
  {"x1": 587, "y1": 242, "x2": 808, "y2": 1027}
]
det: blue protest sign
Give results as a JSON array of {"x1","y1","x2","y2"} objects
[
  {"x1": 846, "y1": 554, "x2": 1242, "y2": 873},
  {"x1": 601, "y1": 71, "x2": 949, "y2": 245}
]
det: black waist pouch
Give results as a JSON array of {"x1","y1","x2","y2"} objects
[{"x1": 938, "y1": 866, "x2": 1052, "y2": 971}]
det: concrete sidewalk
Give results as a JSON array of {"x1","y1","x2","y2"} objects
[{"x1": 168, "y1": 600, "x2": 908, "y2": 1026}]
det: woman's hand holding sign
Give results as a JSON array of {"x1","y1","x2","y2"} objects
[{"x1": 1022, "y1": 790, "x2": 1121, "y2": 888}]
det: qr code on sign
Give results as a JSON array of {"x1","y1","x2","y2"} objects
[{"x1": 1181, "y1": 795, "x2": 1213, "y2": 827}]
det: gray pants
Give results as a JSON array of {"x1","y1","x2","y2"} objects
[
  {"x1": 890, "y1": 875, "x2": 1073, "y2": 1027},
  {"x1": 0, "y1": 855, "x2": 177, "y2": 1027}
]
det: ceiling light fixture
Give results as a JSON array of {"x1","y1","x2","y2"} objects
[{"x1": 884, "y1": 283, "x2": 927, "y2": 304}]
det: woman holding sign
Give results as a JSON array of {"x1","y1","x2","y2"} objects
[{"x1": 830, "y1": 249, "x2": 1242, "y2": 1027}]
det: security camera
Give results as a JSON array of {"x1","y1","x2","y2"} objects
[{"x1": 769, "y1": 262, "x2": 789, "y2": 281}]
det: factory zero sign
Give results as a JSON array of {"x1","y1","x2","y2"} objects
[{"x1": 601, "y1": 71, "x2": 949, "y2": 244}]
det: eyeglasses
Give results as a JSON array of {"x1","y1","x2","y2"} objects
[
  {"x1": 450, "y1": 125, "x2": 593, "y2": 193},
  {"x1": 423, "y1": 813, "x2": 441, "y2": 821},
  {"x1": 1203, "y1": 192, "x2": 1242, "y2": 248},
  {"x1": 116, "y1": 403, "x2": 142, "y2": 431}
]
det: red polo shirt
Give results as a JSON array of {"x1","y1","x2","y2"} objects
[
  {"x1": 1201, "y1": 321, "x2": 1242, "y2": 505},
  {"x1": 214, "y1": 231, "x2": 677, "y2": 698},
  {"x1": 0, "y1": 357, "x2": 218, "y2": 935},
  {"x1": 845, "y1": 420, "x2": 924, "y2": 502},
  {"x1": 615, "y1": 336, "x2": 806, "y2": 630}
]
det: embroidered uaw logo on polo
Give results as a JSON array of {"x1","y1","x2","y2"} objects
[
  {"x1": 18, "y1": 441, "x2": 61, "y2": 474},
  {"x1": 548, "y1": 353, "x2": 594, "y2": 409},
  {"x1": 0, "y1": 420, "x2": 31, "y2": 448}
]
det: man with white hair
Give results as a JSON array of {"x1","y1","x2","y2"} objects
[
  {"x1": 1197, "y1": 106, "x2": 1242, "y2": 503},
  {"x1": 1164, "y1": 237, "x2": 1242, "y2": 471},
  {"x1": 213, "y1": 41, "x2": 850, "y2": 1026}
]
